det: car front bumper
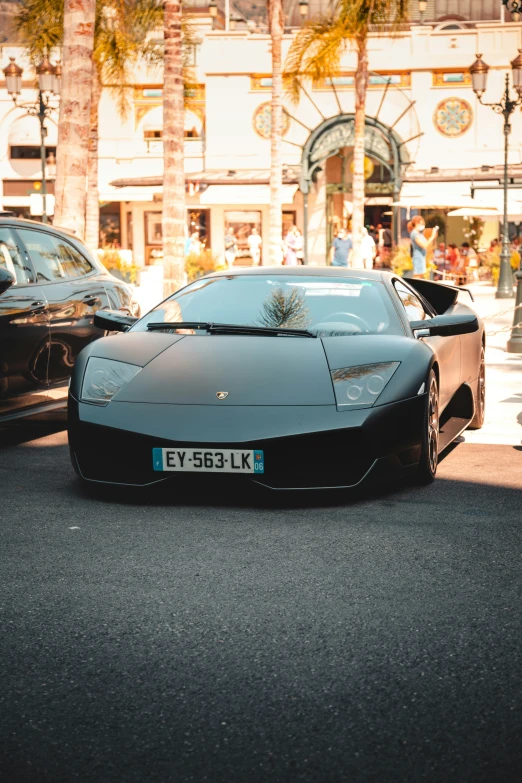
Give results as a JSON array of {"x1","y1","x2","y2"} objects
[{"x1": 68, "y1": 394, "x2": 426, "y2": 490}]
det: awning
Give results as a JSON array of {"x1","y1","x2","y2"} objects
[
  {"x1": 99, "y1": 187, "x2": 159, "y2": 202},
  {"x1": 200, "y1": 184, "x2": 298, "y2": 206},
  {"x1": 394, "y1": 181, "x2": 496, "y2": 210},
  {"x1": 471, "y1": 188, "x2": 522, "y2": 220},
  {"x1": 447, "y1": 207, "x2": 501, "y2": 218}
]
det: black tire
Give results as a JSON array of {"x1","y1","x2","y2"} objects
[
  {"x1": 416, "y1": 370, "x2": 439, "y2": 485},
  {"x1": 468, "y1": 346, "x2": 485, "y2": 430}
]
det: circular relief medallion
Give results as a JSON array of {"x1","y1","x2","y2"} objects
[
  {"x1": 253, "y1": 102, "x2": 290, "y2": 139},
  {"x1": 434, "y1": 97, "x2": 473, "y2": 137}
]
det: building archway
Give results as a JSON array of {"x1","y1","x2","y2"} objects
[{"x1": 299, "y1": 114, "x2": 412, "y2": 263}]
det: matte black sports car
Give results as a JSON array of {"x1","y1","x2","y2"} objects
[{"x1": 68, "y1": 268, "x2": 485, "y2": 490}]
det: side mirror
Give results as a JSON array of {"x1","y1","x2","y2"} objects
[
  {"x1": 94, "y1": 309, "x2": 138, "y2": 332},
  {"x1": 0, "y1": 266, "x2": 15, "y2": 295},
  {"x1": 410, "y1": 313, "x2": 479, "y2": 338}
]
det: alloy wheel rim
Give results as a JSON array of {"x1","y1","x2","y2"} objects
[{"x1": 428, "y1": 379, "x2": 439, "y2": 474}]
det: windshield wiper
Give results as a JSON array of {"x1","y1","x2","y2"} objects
[
  {"x1": 147, "y1": 321, "x2": 211, "y2": 331},
  {"x1": 207, "y1": 323, "x2": 316, "y2": 338},
  {"x1": 146, "y1": 321, "x2": 316, "y2": 338}
]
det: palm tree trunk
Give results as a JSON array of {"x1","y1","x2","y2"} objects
[
  {"x1": 162, "y1": 0, "x2": 186, "y2": 297},
  {"x1": 351, "y1": 37, "x2": 369, "y2": 268},
  {"x1": 53, "y1": 0, "x2": 96, "y2": 239},
  {"x1": 269, "y1": 0, "x2": 284, "y2": 266},
  {"x1": 84, "y1": 66, "x2": 102, "y2": 254}
]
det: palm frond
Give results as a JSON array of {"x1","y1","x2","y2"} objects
[
  {"x1": 284, "y1": 14, "x2": 351, "y2": 103},
  {"x1": 284, "y1": 0, "x2": 410, "y2": 103},
  {"x1": 15, "y1": 0, "x2": 63, "y2": 64}
]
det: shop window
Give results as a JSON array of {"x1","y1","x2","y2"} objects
[
  {"x1": 224, "y1": 211, "x2": 262, "y2": 262},
  {"x1": 100, "y1": 203, "x2": 121, "y2": 247},
  {"x1": 144, "y1": 211, "x2": 163, "y2": 263},
  {"x1": 187, "y1": 209, "x2": 210, "y2": 251}
]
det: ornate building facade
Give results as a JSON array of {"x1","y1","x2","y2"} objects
[{"x1": 1, "y1": 2, "x2": 521, "y2": 265}]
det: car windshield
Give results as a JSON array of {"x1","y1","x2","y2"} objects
[{"x1": 132, "y1": 274, "x2": 404, "y2": 337}]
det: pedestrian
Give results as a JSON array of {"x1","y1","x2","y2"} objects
[
  {"x1": 189, "y1": 231, "x2": 202, "y2": 256},
  {"x1": 283, "y1": 225, "x2": 299, "y2": 266},
  {"x1": 433, "y1": 241, "x2": 446, "y2": 279},
  {"x1": 408, "y1": 215, "x2": 439, "y2": 279},
  {"x1": 360, "y1": 227, "x2": 377, "y2": 270},
  {"x1": 461, "y1": 242, "x2": 478, "y2": 282},
  {"x1": 247, "y1": 226, "x2": 262, "y2": 266},
  {"x1": 329, "y1": 227, "x2": 352, "y2": 267},
  {"x1": 294, "y1": 227, "x2": 304, "y2": 264},
  {"x1": 224, "y1": 226, "x2": 237, "y2": 269}
]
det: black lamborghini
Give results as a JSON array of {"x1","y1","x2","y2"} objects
[{"x1": 68, "y1": 268, "x2": 485, "y2": 490}]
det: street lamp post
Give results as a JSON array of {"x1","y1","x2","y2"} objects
[
  {"x1": 3, "y1": 55, "x2": 60, "y2": 223},
  {"x1": 469, "y1": 52, "x2": 522, "y2": 299}
]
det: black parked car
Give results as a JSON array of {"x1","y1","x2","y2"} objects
[{"x1": 0, "y1": 216, "x2": 138, "y2": 422}]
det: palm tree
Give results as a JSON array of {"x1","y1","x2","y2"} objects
[
  {"x1": 53, "y1": 0, "x2": 96, "y2": 237},
  {"x1": 268, "y1": 0, "x2": 284, "y2": 265},
  {"x1": 284, "y1": 0, "x2": 408, "y2": 265},
  {"x1": 161, "y1": 0, "x2": 186, "y2": 296},
  {"x1": 16, "y1": 0, "x2": 164, "y2": 248}
]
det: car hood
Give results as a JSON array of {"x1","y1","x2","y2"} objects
[{"x1": 114, "y1": 334, "x2": 336, "y2": 406}]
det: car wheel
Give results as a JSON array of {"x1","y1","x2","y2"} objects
[
  {"x1": 416, "y1": 370, "x2": 439, "y2": 484},
  {"x1": 468, "y1": 346, "x2": 485, "y2": 430}
]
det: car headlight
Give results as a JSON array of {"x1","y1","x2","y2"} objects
[
  {"x1": 331, "y1": 362, "x2": 400, "y2": 410},
  {"x1": 81, "y1": 357, "x2": 141, "y2": 405}
]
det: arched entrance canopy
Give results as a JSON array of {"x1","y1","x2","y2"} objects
[
  {"x1": 300, "y1": 113, "x2": 410, "y2": 196},
  {"x1": 299, "y1": 114, "x2": 412, "y2": 260}
]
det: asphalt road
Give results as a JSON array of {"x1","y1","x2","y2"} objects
[{"x1": 1, "y1": 416, "x2": 522, "y2": 783}]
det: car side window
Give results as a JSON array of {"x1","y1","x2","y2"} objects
[
  {"x1": 0, "y1": 227, "x2": 35, "y2": 285},
  {"x1": 18, "y1": 229, "x2": 94, "y2": 282},
  {"x1": 18, "y1": 228, "x2": 68, "y2": 282},
  {"x1": 55, "y1": 239, "x2": 94, "y2": 278},
  {"x1": 394, "y1": 280, "x2": 431, "y2": 322}
]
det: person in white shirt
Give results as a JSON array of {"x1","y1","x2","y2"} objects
[
  {"x1": 360, "y1": 227, "x2": 377, "y2": 270},
  {"x1": 247, "y1": 227, "x2": 262, "y2": 266}
]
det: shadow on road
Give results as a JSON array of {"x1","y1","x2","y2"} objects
[{"x1": 0, "y1": 410, "x2": 67, "y2": 448}]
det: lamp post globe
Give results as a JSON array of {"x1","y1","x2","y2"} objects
[
  {"x1": 470, "y1": 54, "x2": 489, "y2": 98},
  {"x1": 511, "y1": 49, "x2": 522, "y2": 96},
  {"x1": 52, "y1": 61, "x2": 62, "y2": 96},
  {"x1": 3, "y1": 57, "x2": 23, "y2": 97},
  {"x1": 36, "y1": 56, "x2": 56, "y2": 94}
]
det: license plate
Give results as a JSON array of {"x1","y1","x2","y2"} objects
[{"x1": 152, "y1": 448, "x2": 264, "y2": 474}]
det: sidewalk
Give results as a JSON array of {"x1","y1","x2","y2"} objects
[{"x1": 463, "y1": 282, "x2": 522, "y2": 447}]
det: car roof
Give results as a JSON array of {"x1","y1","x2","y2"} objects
[
  {"x1": 0, "y1": 215, "x2": 77, "y2": 239},
  {"x1": 206, "y1": 266, "x2": 391, "y2": 281}
]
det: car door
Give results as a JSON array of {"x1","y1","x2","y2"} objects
[
  {"x1": 16, "y1": 227, "x2": 110, "y2": 400},
  {"x1": 393, "y1": 279, "x2": 460, "y2": 412},
  {"x1": 0, "y1": 226, "x2": 50, "y2": 418}
]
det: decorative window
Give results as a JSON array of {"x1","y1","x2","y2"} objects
[
  {"x1": 251, "y1": 74, "x2": 273, "y2": 90},
  {"x1": 314, "y1": 72, "x2": 411, "y2": 90},
  {"x1": 432, "y1": 71, "x2": 471, "y2": 87},
  {"x1": 252, "y1": 102, "x2": 290, "y2": 139},
  {"x1": 433, "y1": 97, "x2": 473, "y2": 138}
]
